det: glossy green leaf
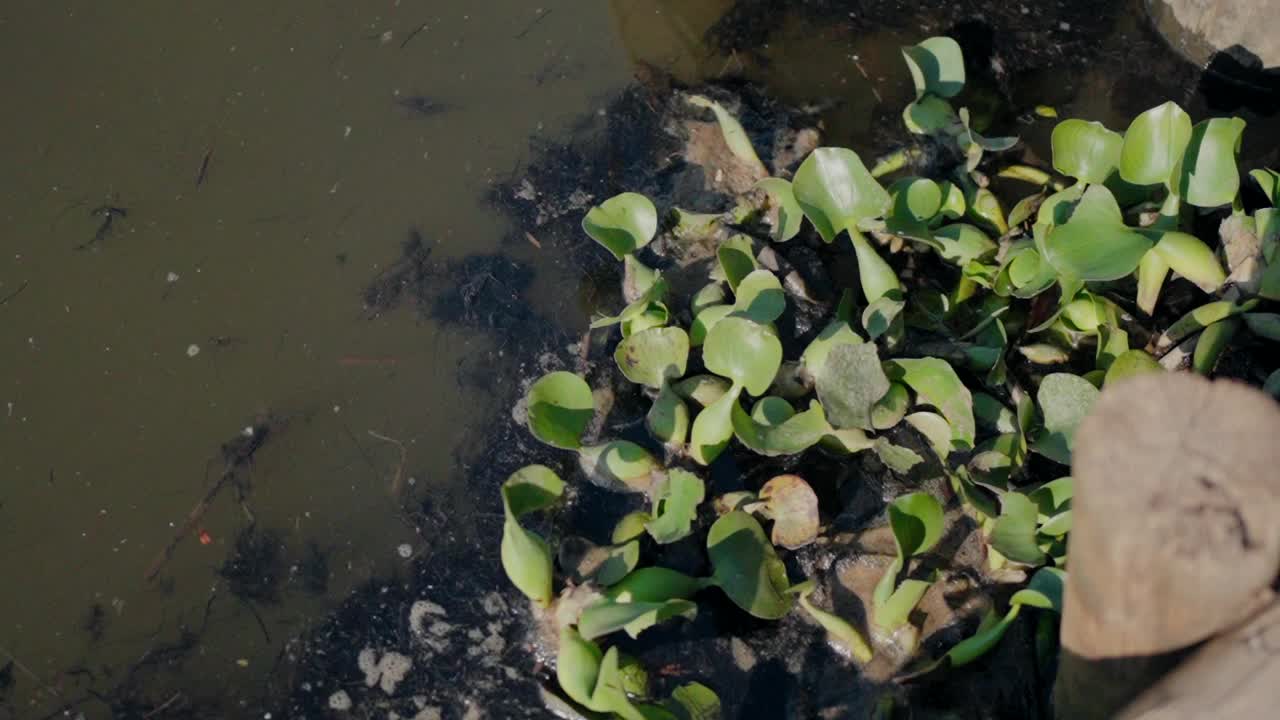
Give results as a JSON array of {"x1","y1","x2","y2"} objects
[
  {"x1": 579, "y1": 441, "x2": 661, "y2": 494},
  {"x1": 903, "y1": 95, "x2": 959, "y2": 135},
  {"x1": 690, "y1": 283, "x2": 728, "y2": 318},
  {"x1": 883, "y1": 358, "x2": 975, "y2": 449},
  {"x1": 755, "y1": 178, "x2": 803, "y2": 242},
  {"x1": 788, "y1": 579, "x2": 873, "y2": 663},
  {"x1": 673, "y1": 374, "x2": 731, "y2": 408},
  {"x1": 1043, "y1": 185, "x2": 1153, "y2": 281},
  {"x1": 1104, "y1": 349, "x2": 1162, "y2": 386},
  {"x1": 579, "y1": 598, "x2": 697, "y2": 641},
  {"x1": 1032, "y1": 373, "x2": 1099, "y2": 465},
  {"x1": 905, "y1": 411, "x2": 952, "y2": 459},
  {"x1": 1154, "y1": 299, "x2": 1253, "y2": 352},
  {"x1": 500, "y1": 466, "x2": 565, "y2": 605},
  {"x1": 647, "y1": 383, "x2": 690, "y2": 449},
  {"x1": 902, "y1": 37, "x2": 965, "y2": 99},
  {"x1": 758, "y1": 474, "x2": 820, "y2": 549},
  {"x1": 687, "y1": 94, "x2": 767, "y2": 176},
  {"x1": 816, "y1": 343, "x2": 890, "y2": 430},
  {"x1": 583, "y1": 192, "x2": 658, "y2": 260},
  {"x1": 1119, "y1": 101, "x2": 1192, "y2": 186},
  {"x1": 1193, "y1": 316, "x2": 1241, "y2": 375},
  {"x1": 716, "y1": 235, "x2": 758, "y2": 292},
  {"x1": 689, "y1": 384, "x2": 741, "y2": 466},
  {"x1": 793, "y1": 147, "x2": 892, "y2": 243},
  {"x1": 802, "y1": 320, "x2": 864, "y2": 376},
  {"x1": 527, "y1": 371, "x2": 595, "y2": 449},
  {"x1": 666, "y1": 683, "x2": 722, "y2": 720},
  {"x1": 973, "y1": 393, "x2": 1017, "y2": 434},
  {"x1": 931, "y1": 223, "x2": 996, "y2": 266},
  {"x1": 862, "y1": 293, "x2": 905, "y2": 340},
  {"x1": 990, "y1": 492, "x2": 1047, "y2": 565},
  {"x1": 615, "y1": 327, "x2": 689, "y2": 389},
  {"x1": 558, "y1": 536, "x2": 641, "y2": 587},
  {"x1": 888, "y1": 491, "x2": 945, "y2": 559},
  {"x1": 704, "y1": 317, "x2": 783, "y2": 396},
  {"x1": 850, "y1": 231, "x2": 903, "y2": 303},
  {"x1": 1173, "y1": 117, "x2": 1247, "y2": 207},
  {"x1": 871, "y1": 382, "x2": 910, "y2": 430},
  {"x1": 612, "y1": 512, "x2": 652, "y2": 544},
  {"x1": 556, "y1": 629, "x2": 646, "y2": 720},
  {"x1": 875, "y1": 576, "x2": 934, "y2": 630},
  {"x1": 646, "y1": 469, "x2": 705, "y2": 544},
  {"x1": 690, "y1": 305, "x2": 733, "y2": 347},
  {"x1": 1244, "y1": 313, "x2": 1280, "y2": 341},
  {"x1": 707, "y1": 511, "x2": 793, "y2": 619},
  {"x1": 1150, "y1": 231, "x2": 1226, "y2": 292},
  {"x1": 1051, "y1": 119, "x2": 1123, "y2": 184},
  {"x1": 731, "y1": 269, "x2": 786, "y2": 324},
  {"x1": 732, "y1": 399, "x2": 828, "y2": 457},
  {"x1": 872, "y1": 438, "x2": 924, "y2": 473},
  {"x1": 1251, "y1": 168, "x2": 1280, "y2": 206},
  {"x1": 624, "y1": 255, "x2": 660, "y2": 303},
  {"x1": 607, "y1": 567, "x2": 709, "y2": 603}
]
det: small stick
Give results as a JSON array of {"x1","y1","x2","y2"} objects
[
  {"x1": 514, "y1": 8, "x2": 552, "y2": 39},
  {"x1": 399, "y1": 22, "x2": 428, "y2": 49},
  {"x1": 0, "y1": 280, "x2": 29, "y2": 307},
  {"x1": 367, "y1": 430, "x2": 408, "y2": 498},
  {"x1": 144, "y1": 464, "x2": 237, "y2": 581},
  {"x1": 0, "y1": 644, "x2": 59, "y2": 697},
  {"x1": 142, "y1": 692, "x2": 184, "y2": 718}
]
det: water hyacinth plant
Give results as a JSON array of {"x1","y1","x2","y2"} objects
[{"x1": 499, "y1": 34, "x2": 1278, "y2": 716}]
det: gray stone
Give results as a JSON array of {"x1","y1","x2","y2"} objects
[{"x1": 1148, "y1": 0, "x2": 1280, "y2": 67}]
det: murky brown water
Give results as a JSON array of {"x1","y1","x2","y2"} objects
[{"x1": 3, "y1": 0, "x2": 1275, "y2": 717}]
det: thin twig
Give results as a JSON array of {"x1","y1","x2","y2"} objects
[
  {"x1": 142, "y1": 692, "x2": 184, "y2": 719},
  {"x1": 400, "y1": 22, "x2": 428, "y2": 49},
  {"x1": 514, "y1": 8, "x2": 552, "y2": 39},
  {"x1": 367, "y1": 430, "x2": 408, "y2": 498},
  {"x1": 0, "y1": 644, "x2": 58, "y2": 696},
  {"x1": 0, "y1": 281, "x2": 29, "y2": 307}
]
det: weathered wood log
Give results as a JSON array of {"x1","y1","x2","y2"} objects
[
  {"x1": 1118, "y1": 598, "x2": 1280, "y2": 718},
  {"x1": 1054, "y1": 373, "x2": 1280, "y2": 719}
]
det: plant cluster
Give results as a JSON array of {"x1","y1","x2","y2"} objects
[{"x1": 498, "y1": 36, "x2": 1279, "y2": 717}]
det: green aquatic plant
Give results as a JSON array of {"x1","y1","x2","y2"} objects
[{"x1": 498, "y1": 32, "x2": 1276, "y2": 717}]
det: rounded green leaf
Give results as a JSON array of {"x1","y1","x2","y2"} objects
[
  {"x1": 902, "y1": 36, "x2": 965, "y2": 99},
  {"x1": 871, "y1": 382, "x2": 910, "y2": 430},
  {"x1": 1192, "y1": 316, "x2": 1240, "y2": 375},
  {"x1": 690, "y1": 305, "x2": 733, "y2": 347},
  {"x1": 612, "y1": 511, "x2": 652, "y2": 544},
  {"x1": 1032, "y1": 373, "x2": 1099, "y2": 465},
  {"x1": 673, "y1": 374, "x2": 731, "y2": 408},
  {"x1": 690, "y1": 283, "x2": 728, "y2": 318},
  {"x1": 1010, "y1": 566, "x2": 1066, "y2": 612},
  {"x1": 903, "y1": 95, "x2": 959, "y2": 135},
  {"x1": 816, "y1": 343, "x2": 890, "y2": 430},
  {"x1": 527, "y1": 372, "x2": 595, "y2": 449},
  {"x1": 615, "y1": 327, "x2": 689, "y2": 388},
  {"x1": 607, "y1": 567, "x2": 708, "y2": 603},
  {"x1": 932, "y1": 223, "x2": 996, "y2": 266},
  {"x1": 579, "y1": 598, "x2": 697, "y2": 641},
  {"x1": 888, "y1": 491, "x2": 945, "y2": 558},
  {"x1": 1043, "y1": 185, "x2": 1153, "y2": 281},
  {"x1": 646, "y1": 469, "x2": 706, "y2": 544},
  {"x1": 623, "y1": 254, "x2": 660, "y2": 303},
  {"x1": 1104, "y1": 349, "x2": 1162, "y2": 386},
  {"x1": 755, "y1": 178, "x2": 803, "y2": 242},
  {"x1": 1244, "y1": 312, "x2": 1280, "y2": 341},
  {"x1": 731, "y1": 269, "x2": 786, "y2": 324},
  {"x1": 1119, "y1": 101, "x2": 1192, "y2": 187},
  {"x1": 1150, "y1": 231, "x2": 1226, "y2": 292},
  {"x1": 558, "y1": 536, "x2": 641, "y2": 587},
  {"x1": 704, "y1": 317, "x2": 783, "y2": 396},
  {"x1": 666, "y1": 683, "x2": 722, "y2": 720},
  {"x1": 1172, "y1": 117, "x2": 1246, "y2": 207},
  {"x1": 882, "y1": 358, "x2": 976, "y2": 449},
  {"x1": 583, "y1": 192, "x2": 658, "y2": 260},
  {"x1": 716, "y1": 235, "x2": 758, "y2": 292},
  {"x1": 793, "y1": 148, "x2": 892, "y2": 243},
  {"x1": 1051, "y1": 119, "x2": 1123, "y2": 184},
  {"x1": 707, "y1": 511, "x2": 793, "y2": 619},
  {"x1": 579, "y1": 441, "x2": 661, "y2": 494},
  {"x1": 732, "y1": 399, "x2": 828, "y2": 457},
  {"x1": 905, "y1": 411, "x2": 952, "y2": 459},
  {"x1": 690, "y1": 385, "x2": 741, "y2": 466},
  {"x1": 801, "y1": 319, "x2": 863, "y2": 375},
  {"x1": 889, "y1": 176, "x2": 942, "y2": 221},
  {"x1": 502, "y1": 513, "x2": 555, "y2": 605},
  {"x1": 1251, "y1": 168, "x2": 1280, "y2": 206},
  {"x1": 646, "y1": 382, "x2": 690, "y2": 448},
  {"x1": 990, "y1": 492, "x2": 1047, "y2": 566},
  {"x1": 501, "y1": 465, "x2": 566, "y2": 518}
]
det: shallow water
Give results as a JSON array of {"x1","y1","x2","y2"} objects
[{"x1": 1, "y1": 0, "x2": 1276, "y2": 717}]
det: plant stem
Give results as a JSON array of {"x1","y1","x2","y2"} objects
[
  {"x1": 998, "y1": 164, "x2": 1052, "y2": 186},
  {"x1": 870, "y1": 147, "x2": 921, "y2": 178}
]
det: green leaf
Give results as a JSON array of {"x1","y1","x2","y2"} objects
[
  {"x1": 1104, "y1": 349, "x2": 1162, "y2": 386},
  {"x1": 801, "y1": 320, "x2": 864, "y2": 376},
  {"x1": 1043, "y1": 185, "x2": 1153, "y2": 281},
  {"x1": 850, "y1": 231, "x2": 903, "y2": 303},
  {"x1": 687, "y1": 94, "x2": 767, "y2": 176},
  {"x1": 1244, "y1": 313, "x2": 1280, "y2": 341},
  {"x1": 731, "y1": 269, "x2": 786, "y2": 324},
  {"x1": 1150, "y1": 231, "x2": 1226, "y2": 292},
  {"x1": 903, "y1": 95, "x2": 959, "y2": 135},
  {"x1": 872, "y1": 438, "x2": 924, "y2": 473},
  {"x1": 583, "y1": 192, "x2": 658, "y2": 260},
  {"x1": 716, "y1": 235, "x2": 758, "y2": 292},
  {"x1": 690, "y1": 305, "x2": 733, "y2": 347},
  {"x1": 615, "y1": 327, "x2": 690, "y2": 389},
  {"x1": 646, "y1": 469, "x2": 706, "y2": 544},
  {"x1": 931, "y1": 223, "x2": 996, "y2": 266},
  {"x1": 527, "y1": 372, "x2": 595, "y2": 449},
  {"x1": 579, "y1": 598, "x2": 698, "y2": 641},
  {"x1": 624, "y1": 255, "x2": 660, "y2": 302},
  {"x1": 666, "y1": 683, "x2": 722, "y2": 720},
  {"x1": 732, "y1": 399, "x2": 828, "y2": 457},
  {"x1": 1193, "y1": 316, "x2": 1241, "y2": 375},
  {"x1": 1051, "y1": 119, "x2": 1123, "y2": 184},
  {"x1": 647, "y1": 383, "x2": 690, "y2": 449},
  {"x1": 973, "y1": 393, "x2": 1017, "y2": 434},
  {"x1": 556, "y1": 630, "x2": 647, "y2": 720},
  {"x1": 1010, "y1": 566, "x2": 1067, "y2": 611},
  {"x1": 905, "y1": 411, "x2": 952, "y2": 459},
  {"x1": 888, "y1": 491, "x2": 945, "y2": 559},
  {"x1": 673, "y1": 374, "x2": 731, "y2": 408},
  {"x1": 707, "y1": 511, "x2": 793, "y2": 619},
  {"x1": 1251, "y1": 168, "x2": 1280, "y2": 206},
  {"x1": 862, "y1": 293, "x2": 905, "y2": 340},
  {"x1": 871, "y1": 382, "x2": 910, "y2": 430},
  {"x1": 793, "y1": 148, "x2": 892, "y2": 243},
  {"x1": 1154, "y1": 299, "x2": 1253, "y2": 352},
  {"x1": 886, "y1": 176, "x2": 942, "y2": 239},
  {"x1": 882, "y1": 358, "x2": 976, "y2": 449},
  {"x1": 902, "y1": 37, "x2": 965, "y2": 99},
  {"x1": 558, "y1": 536, "x2": 641, "y2": 587},
  {"x1": 500, "y1": 466, "x2": 565, "y2": 605},
  {"x1": 607, "y1": 567, "x2": 708, "y2": 603},
  {"x1": 990, "y1": 492, "x2": 1047, "y2": 566},
  {"x1": 1173, "y1": 117, "x2": 1247, "y2": 207},
  {"x1": 704, "y1": 317, "x2": 783, "y2": 396},
  {"x1": 613, "y1": 512, "x2": 652, "y2": 544},
  {"x1": 1032, "y1": 373, "x2": 1099, "y2": 465},
  {"x1": 690, "y1": 384, "x2": 741, "y2": 466},
  {"x1": 788, "y1": 579, "x2": 873, "y2": 663},
  {"x1": 816, "y1": 343, "x2": 890, "y2": 430},
  {"x1": 758, "y1": 474, "x2": 820, "y2": 549},
  {"x1": 579, "y1": 441, "x2": 661, "y2": 494},
  {"x1": 875, "y1": 576, "x2": 934, "y2": 630},
  {"x1": 690, "y1": 283, "x2": 727, "y2": 318},
  {"x1": 1119, "y1": 101, "x2": 1193, "y2": 187},
  {"x1": 755, "y1": 178, "x2": 803, "y2": 242}
]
